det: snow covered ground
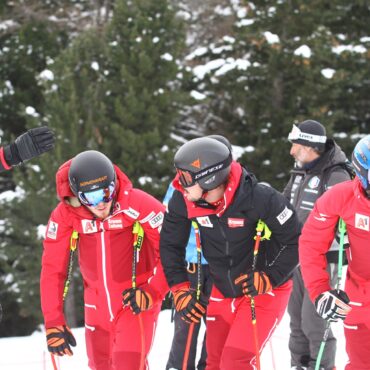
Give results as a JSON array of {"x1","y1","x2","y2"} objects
[{"x1": 0, "y1": 308, "x2": 348, "y2": 370}]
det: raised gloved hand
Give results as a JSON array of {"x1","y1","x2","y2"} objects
[
  {"x1": 173, "y1": 285, "x2": 208, "y2": 324},
  {"x1": 46, "y1": 325, "x2": 76, "y2": 356},
  {"x1": 122, "y1": 288, "x2": 153, "y2": 314},
  {"x1": 235, "y1": 270, "x2": 272, "y2": 297},
  {"x1": 315, "y1": 289, "x2": 351, "y2": 322},
  {"x1": 4, "y1": 126, "x2": 55, "y2": 166}
]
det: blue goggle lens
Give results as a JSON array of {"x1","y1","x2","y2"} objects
[{"x1": 78, "y1": 182, "x2": 115, "y2": 207}]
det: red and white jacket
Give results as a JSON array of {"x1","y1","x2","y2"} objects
[
  {"x1": 300, "y1": 178, "x2": 370, "y2": 304},
  {"x1": 40, "y1": 159, "x2": 168, "y2": 328}
]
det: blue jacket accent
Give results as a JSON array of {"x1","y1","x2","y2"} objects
[{"x1": 163, "y1": 184, "x2": 208, "y2": 264}]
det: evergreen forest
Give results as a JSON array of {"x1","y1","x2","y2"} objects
[{"x1": 0, "y1": 0, "x2": 368, "y2": 336}]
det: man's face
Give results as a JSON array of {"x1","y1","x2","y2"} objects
[
  {"x1": 290, "y1": 143, "x2": 314, "y2": 166},
  {"x1": 86, "y1": 200, "x2": 113, "y2": 219},
  {"x1": 183, "y1": 183, "x2": 203, "y2": 202}
]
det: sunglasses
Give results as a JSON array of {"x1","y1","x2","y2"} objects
[{"x1": 78, "y1": 182, "x2": 116, "y2": 207}]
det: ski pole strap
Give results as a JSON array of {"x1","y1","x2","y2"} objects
[
  {"x1": 63, "y1": 230, "x2": 79, "y2": 300},
  {"x1": 254, "y1": 220, "x2": 271, "y2": 241},
  {"x1": 191, "y1": 221, "x2": 202, "y2": 300}
]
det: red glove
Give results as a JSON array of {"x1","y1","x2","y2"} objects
[
  {"x1": 122, "y1": 288, "x2": 153, "y2": 314},
  {"x1": 46, "y1": 325, "x2": 76, "y2": 356},
  {"x1": 235, "y1": 270, "x2": 272, "y2": 297},
  {"x1": 173, "y1": 285, "x2": 208, "y2": 324}
]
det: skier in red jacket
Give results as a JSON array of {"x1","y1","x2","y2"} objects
[
  {"x1": 299, "y1": 135, "x2": 370, "y2": 370},
  {"x1": 40, "y1": 150, "x2": 168, "y2": 370}
]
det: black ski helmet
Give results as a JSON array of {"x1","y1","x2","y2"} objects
[
  {"x1": 68, "y1": 150, "x2": 116, "y2": 196},
  {"x1": 174, "y1": 137, "x2": 232, "y2": 190}
]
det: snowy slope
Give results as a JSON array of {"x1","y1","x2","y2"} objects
[{"x1": 0, "y1": 309, "x2": 348, "y2": 369}]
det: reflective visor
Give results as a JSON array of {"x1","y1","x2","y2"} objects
[
  {"x1": 176, "y1": 168, "x2": 196, "y2": 188},
  {"x1": 78, "y1": 182, "x2": 116, "y2": 207}
]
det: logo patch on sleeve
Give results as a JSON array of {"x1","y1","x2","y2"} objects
[
  {"x1": 196, "y1": 216, "x2": 213, "y2": 228},
  {"x1": 149, "y1": 212, "x2": 164, "y2": 229},
  {"x1": 355, "y1": 214, "x2": 369, "y2": 231},
  {"x1": 123, "y1": 207, "x2": 140, "y2": 219},
  {"x1": 46, "y1": 221, "x2": 58, "y2": 239},
  {"x1": 277, "y1": 206, "x2": 293, "y2": 225},
  {"x1": 81, "y1": 220, "x2": 98, "y2": 234},
  {"x1": 228, "y1": 218, "x2": 245, "y2": 228}
]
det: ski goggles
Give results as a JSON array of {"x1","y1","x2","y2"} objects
[
  {"x1": 176, "y1": 155, "x2": 232, "y2": 188},
  {"x1": 78, "y1": 182, "x2": 116, "y2": 207},
  {"x1": 288, "y1": 124, "x2": 327, "y2": 144}
]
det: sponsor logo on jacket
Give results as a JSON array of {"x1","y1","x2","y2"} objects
[
  {"x1": 308, "y1": 176, "x2": 320, "y2": 189},
  {"x1": 276, "y1": 206, "x2": 293, "y2": 225},
  {"x1": 149, "y1": 212, "x2": 164, "y2": 229},
  {"x1": 196, "y1": 216, "x2": 213, "y2": 228},
  {"x1": 355, "y1": 213, "x2": 369, "y2": 231},
  {"x1": 227, "y1": 218, "x2": 245, "y2": 228},
  {"x1": 81, "y1": 220, "x2": 98, "y2": 234},
  {"x1": 123, "y1": 207, "x2": 140, "y2": 219},
  {"x1": 46, "y1": 221, "x2": 58, "y2": 239},
  {"x1": 107, "y1": 219, "x2": 123, "y2": 229}
]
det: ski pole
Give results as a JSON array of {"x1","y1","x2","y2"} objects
[
  {"x1": 249, "y1": 220, "x2": 271, "y2": 370},
  {"x1": 182, "y1": 221, "x2": 203, "y2": 370},
  {"x1": 132, "y1": 221, "x2": 146, "y2": 370},
  {"x1": 50, "y1": 353, "x2": 58, "y2": 370},
  {"x1": 315, "y1": 218, "x2": 346, "y2": 370},
  {"x1": 50, "y1": 230, "x2": 79, "y2": 370}
]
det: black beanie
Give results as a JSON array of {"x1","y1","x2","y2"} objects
[{"x1": 288, "y1": 120, "x2": 327, "y2": 151}]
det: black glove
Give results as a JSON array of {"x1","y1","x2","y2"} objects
[
  {"x1": 173, "y1": 287, "x2": 208, "y2": 324},
  {"x1": 46, "y1": 325, "x2": 76, "y2": 356},
  {"x1": 315, "y1": 289, "x2": 351, "y2": 322},
  {"x1": 122, "y1": 288, "x2": 153, "y2": 314},
  {"x1": 4, "y1": 126, "x2": 55, "y2": 166},
  {"x1": 235, "y1": 270, "x2": 272, "y2": 297}
]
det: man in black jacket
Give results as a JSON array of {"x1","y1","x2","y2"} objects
[
  {"x1": 284, "y1": 120, "x2": 351, "y2": 370},
  {"x1": 160, "y1": 136, "x2": 301, "y2": 370}
]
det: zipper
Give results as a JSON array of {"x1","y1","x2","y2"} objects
[
  {"x1": 218, "y1": 220, "x2": 237, "y2": 295},
  {"x1": 100, "y1": 223, "x2": 114, "y2": 321}
]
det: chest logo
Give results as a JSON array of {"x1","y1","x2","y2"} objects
[
  {"x1": 81, "y1": 220, "x2": 98, "y2": 234},
  {"x1": 107, "y1": 218, "x2": 123, "y2": 229},
  {"x1": 46, "y1": 221, "x2": 58, "y2": 239},
  {"x1": 355, "y1": 213, "x2": 369, "y2": 231},
  {"x1": 308, "y1": 176, "x2": 320, "y2": 189},
  {"x1": 228, "y1": 218, "x2": 245, "y2": 228},
  {"x1": 196, "y1": 216, "x2": 213, "y2": 228}
]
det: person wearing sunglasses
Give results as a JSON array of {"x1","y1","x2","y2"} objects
[
  {"x1": 40, "y1": 150, "x2": 168, "y2": 370},
  {"x1": 300, "y1": 135, "x2": 370, "y2": 370},
  {"x1": 160, "y1": 136, "x2": 301, "y2": 369}
]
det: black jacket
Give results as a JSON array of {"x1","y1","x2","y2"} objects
[
  {"x1": 283, "y1": 139, "x2": 351, "y2": 262},
  {"x1": 160, "y1": 163, "x2": 300, "y2": 298}
]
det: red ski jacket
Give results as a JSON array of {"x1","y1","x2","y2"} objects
[
  {"x1": 40, "y1": 159, "x2": 168, "y2": 328},
  {"x1": 300, "y1": 178, "x2": 370, "y2": 302}
]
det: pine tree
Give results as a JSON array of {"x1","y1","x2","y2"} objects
[
  {"x1": 101, "y1": 0, "x2": 186, "y2": 197},
  {"x1": 187, "y1": 1, "x2": 369, "y2": 189}
]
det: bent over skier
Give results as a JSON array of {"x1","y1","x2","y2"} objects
[
  {"x1": 160, "y1": 136, "x2": 301, "y2": 369},
  {"x1": 40, "y1": 150, "x2": 168, "y2": 370}
]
